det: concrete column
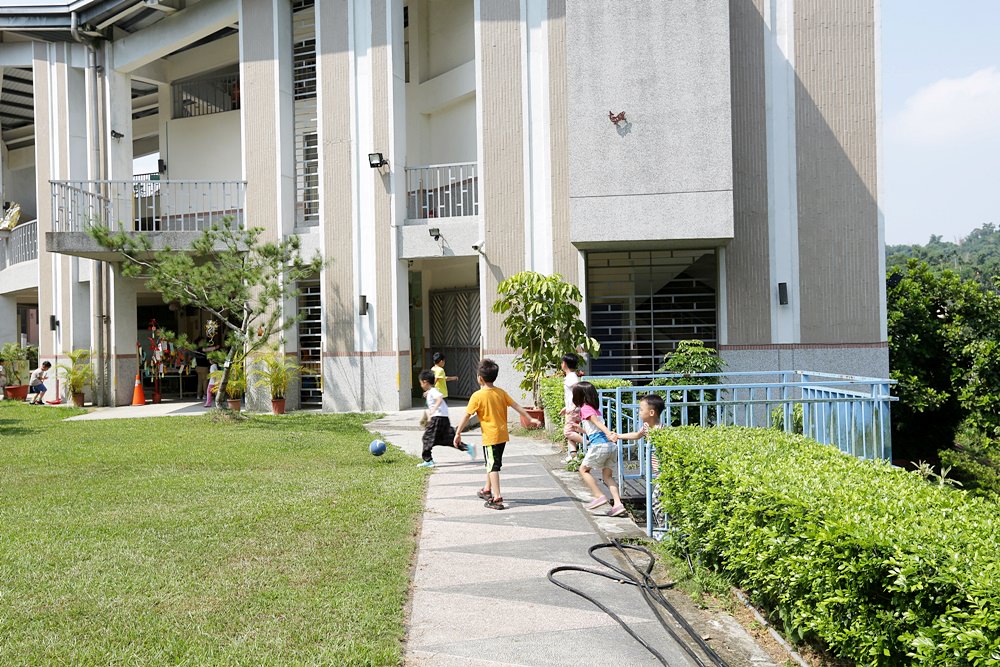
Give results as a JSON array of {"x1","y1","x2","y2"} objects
[
  {"x1": 240, "y1": 0, "x2": 296, "y2": 411},
  {"x1": 105, "y1": 61, "x2": 140, "y2": 405},
  {"x1": 0, "y1": 294, "x2": 16, "y2": 347}
]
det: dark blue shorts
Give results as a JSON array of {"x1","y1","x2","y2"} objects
[{"x1": 32, "y1": 383, "x2": 47, "y2": 393}]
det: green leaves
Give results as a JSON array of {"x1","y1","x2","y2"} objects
[
  {"x1": 492, "y1": 271, "x2": 599, "y2": 406},
  {"x1": 652, "y1": 426, "x2": 1000, "y2": 664}
]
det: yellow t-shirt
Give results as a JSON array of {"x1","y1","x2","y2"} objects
[
  {"x1": 432, "y1": 365, "x2": 448, "y2": 398},
  {"x1": 466, "y1": 386, "x2": 516, "y2": 446}
]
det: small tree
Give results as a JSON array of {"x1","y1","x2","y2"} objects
[
  {"x1": 651, "y1": 340, "x2": 726, "y2": 426},
  {"x1": 90, "y1": 220, "x2": 323, "y2": 407},
  {"x1": 492, "y1": 271, "x2": 599, "y2": 407}
]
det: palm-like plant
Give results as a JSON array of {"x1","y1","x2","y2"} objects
[
  {"x1": 58, "y1": 349, "x2": 95, "y2": 395},
  {"x1": 251, "y1": 349, "x2": 304, "y2": 400}
]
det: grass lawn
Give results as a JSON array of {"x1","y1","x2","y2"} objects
[{"x1": 0, "y1": 402, "x2": 425, "y2": 665}]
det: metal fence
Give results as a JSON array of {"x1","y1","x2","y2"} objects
[
  {"x1": 51, "y1": 180, "x2": 246, "y2": 233},
  {"x1": 405, "y1": 162, "x2": 478, "y2": 220},
  {"x1": 0, "y1": 219, "x2": 38, "y2": 270},
  {"x1": 584, "y1": 371, "x2": 896, "y2": 539},
  {"x1": 172, "y1": 72, "x2": 240, "y2": 118}
]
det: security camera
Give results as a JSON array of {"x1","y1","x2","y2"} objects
[{"x1": 472, "y1": 239, "x2": 486, "y2": 253}]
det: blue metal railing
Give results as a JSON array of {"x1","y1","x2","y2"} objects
[{"x1": 580, "y1": 370, "x2": 896, "y2": 539}]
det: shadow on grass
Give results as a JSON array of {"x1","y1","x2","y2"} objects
[{"x1": 0, "y1": 418, "x2": 32, "y2": 436}]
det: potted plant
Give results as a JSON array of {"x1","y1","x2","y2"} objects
[
  {"x1": 58, "y1": 348, "x2": 95, "y2": 407},
  {"x1": 251, "y1": 348, "x2": 303, "y2": 415},
  {"x1": 1, "y1": 342, "x2": 31, "y2": 401},
  {"x1": 212, "y1": 361, "x2": 246, "y2": 412},
  {"x1": 493, "y1": 271, "x2": 600, "y2": 428}
]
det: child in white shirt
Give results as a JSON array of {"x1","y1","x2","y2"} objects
[{"x1": 417, "y1": 369, "x2": 475, "y2": 468}]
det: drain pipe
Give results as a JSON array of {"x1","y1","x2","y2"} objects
[{"x1": 71, "y1": 12, "x2": 109, "y2": 405}]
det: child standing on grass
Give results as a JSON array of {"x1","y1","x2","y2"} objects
[
  {"x1": 431, "y1": 352, "x2": 459, "y2": 399},
  {"x1": 417, "y1": 369, "x2": 475, "y2": 468},
  {"x1": 560, "y1": 354, "x2": 584, "y2": 462},
  {"x1": 27, "y1": 361, "x2": 51, "y2": 405},
  {"x1": 573, "y1": 381, "x2": 627, "y2": 517},
  {"x1": 614, "y1": 393, "x2": 666, "y2": 526},
  {"x1": 454, "y1": 358, "x2": 541, "y2": 510}
]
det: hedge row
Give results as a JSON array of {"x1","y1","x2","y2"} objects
[
  {"x1": 650, "y1": 426, "x2": 1000, "y2": 665},
  {"x1": 539, "y1": 375, "x2": 631, "y2": 432}
]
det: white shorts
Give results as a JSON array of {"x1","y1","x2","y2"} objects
[{"x1": 581, "y1": 441, "x2": 616, "y2": 470}]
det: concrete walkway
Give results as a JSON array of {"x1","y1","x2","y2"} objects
[
  {"x1": 367, "y1": 414, "x2": 778, "y2": 667},
  {"x1": 64, "y1": 400, "x2": 210, "y2": 421}
]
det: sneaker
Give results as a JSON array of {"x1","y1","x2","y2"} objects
[
  {"x1": 476, "y1": 488, "x2": 493, "y2": 501},
  {"x1": 484, "y1": 496, "x2": 507, "y2": 510},
  {"x1": 564, "y1": 452, "x2": 577, "y2": 463},
  {"x1": 607, "y1": 504, "x2": 627, "y2": 517},
  {"x1": 416, "y1": 460, "x2": 435, "y2": 468},
  {"x1": 466, "y1": 444, "x2": 477, "y2": 460},
  {"x1": 586, "y1": 495, "x2": 609, "y2": 510}
]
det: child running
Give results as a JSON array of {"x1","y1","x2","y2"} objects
[
  {"x1": 417, "y1": 369, "x2": 474, "y2": 468},
  {"x1": 614, "y1": 393, "x2": 666, "y2": 525},
  {"x1": 560, "y1": 353, "x2": 584, "y2": 462},
  {"x1": 573, "y1": 381, "x2": 627, "y2": 517},
  {"x1": 454, "y1": 358, "x2": 541, "y2": 510},
  {"x1": 431, "y1": 352, "x2": 459, "y2": 399}
]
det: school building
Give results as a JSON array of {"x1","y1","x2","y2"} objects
[{"x1": 0, "y1": 0, "x2": 887, "y2": 410}]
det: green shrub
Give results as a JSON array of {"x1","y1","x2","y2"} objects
[
  {"x1": 651, "y1": 426, "x2": 1000, "y2": 665},
  {"x1": 539, "y1": 375, "x2": 632, "y2": 433}
]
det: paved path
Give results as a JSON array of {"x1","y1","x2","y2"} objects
[
  {"x1": 368, "y1": 415, "x2": 778, "y2": 667},
  {"x1": 64, "y1": 400, "x2": 210, "y2": 421}
]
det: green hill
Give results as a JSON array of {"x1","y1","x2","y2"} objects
[{"x1": 887, "y1": 223, "x2": 1000, "y2": 287}]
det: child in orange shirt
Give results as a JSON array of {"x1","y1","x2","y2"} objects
[{"x1": 454, "y1": 358, "x2": 541, "y2": 510}]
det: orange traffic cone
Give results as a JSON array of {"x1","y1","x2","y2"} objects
[{"x1": 131, "y1": 372, "x2": 146, "y2": 406}]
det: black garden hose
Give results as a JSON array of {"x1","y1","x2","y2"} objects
[{"x1": 547, "y1": 540, "x2": 730, "y2": 667}]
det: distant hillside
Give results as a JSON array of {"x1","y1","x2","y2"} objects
[{"x1": 887, "y1": 223, "x2": 1000, "y2": 288}]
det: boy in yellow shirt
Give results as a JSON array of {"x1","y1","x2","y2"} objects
[
  {"x1": 454, "y1": 358, "x2": 541, "y2": 510},
  {"x1": 431, "y1": 352, "x2": 459, "y2": 398}
]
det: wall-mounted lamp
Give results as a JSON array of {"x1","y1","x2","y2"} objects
[
  {"x1": 428, "y1": 227, "x2": 440, "y2": 241},
  {"x1": 368, "y1": 152, "x2": 387, "y2": 168},
  {"x1": 110, "y1": 129, "x2": 125, "y2": 141},
  {"x1": 49, "y1": 315, "x2": 60, "y2": 331},
  {"x1": 359, "y1": 294, "x2": 369, "y2": 315},
  {"x1": 158, "y1": 158, "x2": 167, "y2": 174},
  {"x1": 777, "y1": 282, "x2": 789, "y2": 306}
]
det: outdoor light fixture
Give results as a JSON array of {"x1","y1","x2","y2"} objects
[
  {"x1": 368, "y1": 152, "x2": 387, "y2": 168},
  {"x1": 778, "y1": 282, "x2": 789, "y2": 305},
  {"x1": 110, "y1": 129, "x2": 124, "y2": 141},
  {"x1": 359, "y1": 294, "x2": 369, "y2": 315},
  {"x1": 428, "y1": 227, "x2": 440, "y2": 241}
]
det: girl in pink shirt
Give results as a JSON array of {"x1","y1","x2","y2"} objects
[{"x1": 573, "y1": 382, "x2": 626, "y2": 517}]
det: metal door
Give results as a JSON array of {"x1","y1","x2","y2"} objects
[{"x1": 428, "y1": 288, "x2": 481, "y2": 399}]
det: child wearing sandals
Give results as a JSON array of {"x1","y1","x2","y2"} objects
[{"x1": 573, "y1": 381, "x2": 627, "y2": 517}]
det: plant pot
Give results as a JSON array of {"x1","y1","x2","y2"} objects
[
  {"x1": 3, "y1": 385, "x2": 29, "y2": 401},
  {"x1": 227, "y1": 398, "x2": 242, "y2": 412},
  {"x1": 71, "y1": 392, "x2": 85, "y2": 407},
  {"x1": 520, "y1": 407, "x2": 545, "y2": 429},
  {"x1": 271, "y1": 398, "x2": 286, "y2": 415}
]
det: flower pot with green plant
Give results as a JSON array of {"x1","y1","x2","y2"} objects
[
  {"x1": 492, "y1": 271, "x2": 600, "y2": 428},
  {"x1": 251, "y1": 348, "x2": 304, "y2": 415},
  {"x1": 211, "y1": 361, "x2": 246, "y2": 412},
  {"x1": 58, "y1": 349, "x2": 95, "y2": 407},
  {"x1": 0, "y1": 342, "x2": 31, "y2": 401}
]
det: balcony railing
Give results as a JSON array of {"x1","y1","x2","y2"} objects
[
  {"x1": 0, "y1": 219, "x2": 38, "y2": 270},
  {"x1": 172, "y1": 72, "x2": 240, "y2": 119},
  {"x1": 51, "y1": 180, "x2": 246, "y2": 233},
  {"x1": 405, "y1": 162, "x2": 478, "y2": 221}
]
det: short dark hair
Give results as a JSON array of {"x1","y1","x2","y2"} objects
[
  {"x1": 478, "y1": 358, "x2": 499, "y2": 383},
  {"x1": 418, "y1": 369, "x2": 435, "y2": 385},
  {"x1": 40, "y1": 361, "x2": 51, "y2": 369},
  {"x1": 572, "y1": 381, "x2": 600, "y2": 411},
  {"x1": 639, "y1": 393, "x2": 665, "y2": 418},
  {"x1": 432, "y1": 352, "x2": 446, "y2": 364},
  {"x1": 562, "y1": 353, "x2": 579, "y2": 370}
]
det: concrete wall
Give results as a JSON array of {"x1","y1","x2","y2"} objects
[
  {"x1": 4, "y1": 166, "x2": 38, "y2": 220},
  {"x1": 424, "y1": 0, "x2": 475, "y2": 81},
  {"x1": 165, "y1": 110, "x2": 242, "y2": 181},
  {"x1": 427, "y1": 97, "x2": 477, "y2": 164},
  {"x1": 565, "y1": 0, "x2": 734, "y2": 246}
]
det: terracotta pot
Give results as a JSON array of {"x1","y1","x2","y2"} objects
[
  {"x1": 3, "y1": 385, "x2": 29, "y2": 401},
  {"x1": 520, "y1": 407, "x2": 545, "y2": 429},
  {"x1": 271, "y1": 398, "x2": 286, "y2": 415},
  {"x1": 71, "y1": 392, "x2": 85, "y2": 407},
  {"x1": 227, "y1": 398, "x2": 242, "y2": 412}
]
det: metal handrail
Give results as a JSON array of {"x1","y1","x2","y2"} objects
[
  {"x1": 405, "y1": 162, "x2": 478, "y2": 220},
  {"x1": 51, "y1": 180, "x2": 246, "y2": 233}
]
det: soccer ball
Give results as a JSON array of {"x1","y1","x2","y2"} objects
[{"x1": 369, "y1": 439, "x2": 387, "y2": 456}]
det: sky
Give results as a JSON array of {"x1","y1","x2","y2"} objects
[{"x1": 882, "y1": 1, "x2": 1000, "y2": 245}]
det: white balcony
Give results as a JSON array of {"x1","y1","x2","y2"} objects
[
  {"x1": 48, "y1": 179, "x2": 246, "y2": 260},
  {"x1": 0, "y1": 219, "x2": 38, "y2": 271},
  {"x1": 405, "y1": 162, "x2": 478, "y2": 222}
]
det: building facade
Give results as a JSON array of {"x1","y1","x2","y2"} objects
[{"x1": 0, "y1": 0, "x2": 887, "y2": 410}]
